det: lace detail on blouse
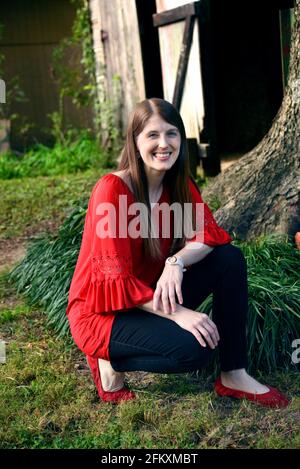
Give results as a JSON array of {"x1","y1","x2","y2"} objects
[{"x1": 91, "y1": 251, "x2": 132, "y2": 281}]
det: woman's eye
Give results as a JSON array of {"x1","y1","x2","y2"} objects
[{"x1": 148, "y1": 131, "x2": 178, "y2": 138}]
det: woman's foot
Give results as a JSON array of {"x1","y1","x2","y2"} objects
[
  {"x1": 86, "y1": 355, "x2": 136, "y2": 403},
  {"x1": 215, "y1": 369, "x2": 289, "y2": 408},
  {"x1": 221, "y1": 369, "x2": 269, "y2": 394},
  {"x1": 98, "y1": 358, "x2": 125, "y2": 392}
]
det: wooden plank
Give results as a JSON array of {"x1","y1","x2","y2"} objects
[
  {"x1": 155, "y1": 0, "x2": 220, "y2": 175},
  {"x1": 153, "y1": 1, "x2": 201, "y2": 27},
  {"x1": 172, "y1": 15, "x2": 195, "y2": 109},
  {"x1": 89, "y1": 0, "x2": 145, "y2": 136},
  {"x1": 155, "y1": 0, "x2": 205, "y2": 148}
]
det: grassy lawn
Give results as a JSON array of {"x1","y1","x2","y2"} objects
[
  {"x1": 0, "y1": 273, "x2": 299, "y2": 449},
  {"x1": 0, "y1": 168, "x2": 107, "y2": 239},
  {"x1": 0, "y1": 171, "x2": 299, "y2": 449}
]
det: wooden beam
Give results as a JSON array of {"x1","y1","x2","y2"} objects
[
  {"x1": 172, "y1": 15, "x2": 195, "y2": 110},
  {"x1": 153, "y1": 1, "x2": 201, "y2": 28}
]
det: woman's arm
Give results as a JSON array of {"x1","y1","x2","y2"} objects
[
  {"x1": 173, "y1": 242, "x2": 214, "y2": 268},
  {"x1": 139, "y1": 299, "x2": 220, "y2": 349},
  {"x1": 150, "y1": 243, "x2": 213, "y2": 315},
  {"x1": 139, "y1": 299, "x2": 181, "y2": 321}
]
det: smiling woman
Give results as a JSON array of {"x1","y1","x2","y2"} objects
[
  {"x1": 66, "y1": 98, "x2": 289, "y2": 408},
  {"x1": 136, "y1": 115, "x2": 181, "y2": 170}
]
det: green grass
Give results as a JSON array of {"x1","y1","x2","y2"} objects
[
  {"x1": 0, "y1": 274, "x2": 299, "y2": 449},
  {"x1": 0, "y1": 133, "x2": 114, "y2": 180},
  {"x1": 1, "y1": 171, "x2": 300, "y2": 449},
  {"x1": 0, "y1": 168, "x2": 108, "y2": 238}
]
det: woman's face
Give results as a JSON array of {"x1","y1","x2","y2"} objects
[{"x1": 135, "y1": 114, "x2": 181, "y2": 175}]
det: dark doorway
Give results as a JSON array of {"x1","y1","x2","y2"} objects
[
  {"x1": 210, "y1": 0, "x2": 294, "y2": 163},
  {"x1": 135, "y1": 0, "x2": 163, "y2": 99}
]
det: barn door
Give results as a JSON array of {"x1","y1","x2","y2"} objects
[{"x1": 153, "y1": 0, "x2": 220, "y2": 176}]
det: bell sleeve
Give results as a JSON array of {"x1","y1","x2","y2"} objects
[
  {"x1": 186, "y1": 177, "x2": 232, "y2": 246},
  {"x1": 84, "y1": 176, "x2": 154, "y2": 315}
]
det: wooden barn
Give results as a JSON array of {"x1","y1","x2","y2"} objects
[
  {"x1": 0, "y1": 0, "x2": 93, "y2": 150},
  {"x1": 89, "y1": 0, "x2": 294, "y2": 175},
  {"x1": 0, "y1": 0, "x2": 295, "y2": 175}
]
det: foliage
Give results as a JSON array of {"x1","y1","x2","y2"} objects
[
  {"x1": 53, "y1": 0, "x2": 97, "y2": 109},
  {"x1": 50, "y1": 0, "x2": 97, "y2": 143},
  {"x1": 0, "y1": 131, "x2": 114, "y2": 180},
  {"x1": 8, "y1": 201, "x2": 87, "y2": 340},
  {"x1": 50, "y1": 0, "x2": 122, "y2": 159},
  {"x1": 199, "y1": 233, "x2": 300, "y2": 373}
]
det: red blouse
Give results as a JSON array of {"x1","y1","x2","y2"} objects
[{"x1": 66, "y1": 173, "x2": 232, "y2": 360}]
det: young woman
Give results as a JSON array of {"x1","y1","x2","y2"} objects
[{"x1": 66, "y1": 98, "x2": 289, "y2": 407}]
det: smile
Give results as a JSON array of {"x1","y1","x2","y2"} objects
[{"x1": 153, "y1": 152, "x2": 172, "y2": 160}]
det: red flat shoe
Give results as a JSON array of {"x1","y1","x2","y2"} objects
[
  {"x1": 86, "y1": 355, "x2": 136, "y2": 403},
  {"x1": 214, "y1": 376, "x2": 289, "y2": 408}
]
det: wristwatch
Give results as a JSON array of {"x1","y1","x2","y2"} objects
[{"x1": 165, "y1": 255, "x2": 187, "y2": 272}]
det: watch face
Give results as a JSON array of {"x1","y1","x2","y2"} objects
[{"x1": 169, "y1": 256, "x2": 177, "y2": 263}]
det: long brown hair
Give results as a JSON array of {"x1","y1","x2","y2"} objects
[{"x1": 117, "y1": 98, "x2": 196, "y2": 260}]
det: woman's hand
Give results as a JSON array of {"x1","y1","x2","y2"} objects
[
  {"x1": 173, "y1": 309, "x2": 220, "y2": 349},
  {"x1": 153, "y1": 264, "x2": 183, "y2": 314}
]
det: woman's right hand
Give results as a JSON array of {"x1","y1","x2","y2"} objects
[{"x1": 172, "y1": 309, "x2": 220, "y2": 349}]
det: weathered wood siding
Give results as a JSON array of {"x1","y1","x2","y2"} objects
[
  {"x1": 155, "y1": 0, "x2": 204, "y2": 142},
  {"x1": 89, "y1": 0, "x2": 145, "y2": 136},
  {"x1": 0, "y1": 0, "x2": 93, "y2": 149}
]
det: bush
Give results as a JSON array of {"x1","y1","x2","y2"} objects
[
  {"x1": 8, "y1": 198, "x2": 88, "y2": 340},
  {"x1": 8, "y1": 202, "x2": 300, "y2": 373},
  {"x1": 0, "y1": 131, "x2": 114, "y2": 179},
  {"x1": 199, "y1": 234, "x2": 300, "y2": 373}
]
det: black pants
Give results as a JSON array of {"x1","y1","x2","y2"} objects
[{"x1": 109, "y1": 244, "x2": 248, "y2": 373}]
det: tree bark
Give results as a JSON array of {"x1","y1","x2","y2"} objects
[{"x1": 202, "y1": 0, "x2": 300, "y2": 241}]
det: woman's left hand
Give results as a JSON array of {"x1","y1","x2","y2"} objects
[{"x1": 153, "y1": 264, "x2": 184, "y2": 314}]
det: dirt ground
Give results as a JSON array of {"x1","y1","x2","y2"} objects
[{"x1": 0, "y1": 237, "x2": 29, "y2": 275}]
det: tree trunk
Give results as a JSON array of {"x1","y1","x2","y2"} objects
[{"x1": 202, "y1": 0, "x2": 300, "y2": 242}]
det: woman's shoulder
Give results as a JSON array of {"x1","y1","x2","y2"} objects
[
  {"x1": 92, "y1": 171, "x2": 127, "y2": 191},
  {"x1": 110, "y1": 170, "x2": 133, "y2": 192},
  {"x1": 89, "y1": 171, "x2": 132, "y2": 204}
]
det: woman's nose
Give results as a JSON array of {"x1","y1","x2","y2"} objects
[{"x1": 158, "y1": 134, "x2": 168, "y2": 148}]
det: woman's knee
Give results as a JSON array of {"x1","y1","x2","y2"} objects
[
  {"x1": 213, "y1": 243, "x2": 246, "y2": 270},
  {"x1": 171, "y1": 333, "x2": 214, "y2": 368}
]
